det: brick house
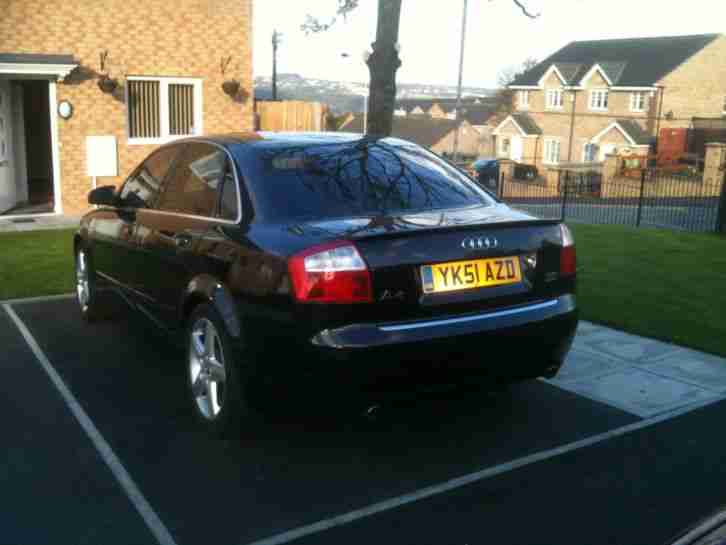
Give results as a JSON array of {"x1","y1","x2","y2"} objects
[
  {"x1": 341, "y1": 114, "x2": 481, "y2": 158},
  {"x1": 0, "y1": 0, "x2": 254, "y2": 217},
  {"x1": 495, "y1": 34, "x2": 726, "y2": 170}
]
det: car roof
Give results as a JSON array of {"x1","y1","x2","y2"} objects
[
  {"x1": 175, "y1": 132, "x2": 368, "y2": 147},
  {"x1": 167, "y1": 132, "x2": 419, "y2": 149}
]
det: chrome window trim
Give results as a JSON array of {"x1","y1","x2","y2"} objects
[
  {"x1": 119, "y1": 139, "x2": 244, "y2": 226},
  {"x1": 378, "y1": 299, "x2": 559, "y2": 332}
]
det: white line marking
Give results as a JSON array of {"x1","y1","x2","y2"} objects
[
  {"x1": 242, "y1": 394, "x2": 726, "y2": 545},
  {"x1": 2, "y1": 303, "x2": 178, "y2": 545},
  {"x1": 0, "y1": 293, "x2": 75, "y2": 306}
]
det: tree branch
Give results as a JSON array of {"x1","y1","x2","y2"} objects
[
  {"x1": 510, "y1": 0, "x2": 539, "y2": 19},
  {"x1": 301, "y1": 0, "x2": 360, "y2": 34}
]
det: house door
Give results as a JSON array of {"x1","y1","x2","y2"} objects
[
  {"x1": 510, "y1": 136, "x2": 523, "y2": 161},
  {"x1": 599, "y1": 143, "x2": 617, "y2": 161},
  {"x1": 0, "y1": 79, "x2": 54, "y2": 216},
  {"x1": 0, "y1": 80, "x2": 17, "y2": 213}
]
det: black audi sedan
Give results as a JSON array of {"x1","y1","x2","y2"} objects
[{"x1": 74, "y1": 133, "x2": 578, "y2": 436}]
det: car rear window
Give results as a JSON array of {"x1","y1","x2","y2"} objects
[{"x1": 242, "y1": 139, "x2": 495, "y2": 221}]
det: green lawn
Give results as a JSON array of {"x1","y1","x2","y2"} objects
[
  {"x1": 0, "y1": 229, "x2": 76, "y2": 301},
  {"x1": 571, "y1": 223, "x2": 726, "y2": 358},
  {"x1": 1, "y1": 224, "x2": 725, "y2": 358}
]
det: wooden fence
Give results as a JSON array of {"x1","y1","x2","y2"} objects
[{"x1": 255, "y1": 101, "x2": 328, "y2": 132}]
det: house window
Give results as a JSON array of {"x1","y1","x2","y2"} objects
[
  {"x1": 589, "y1": 90, "x2": 609, "y2": 111},
  {"x1": 546, "y1": 89, "x2": 563, "y2": 109},
  {"x1": 583, "y1": 143, "x2": 599, "y2": 162},
  {"x1": 544, "y1": 139, "x2": 561, "y2": 164},
  {"x1": 499, "y1": 136, "x2": 511, "y2": 156},
  {"x1": 630, "y1": 92, "x2": 648, "y2": 112},
  {"x1": 518, "y1": 90, "x2": 530, "y2": 109},
  {"x1": 127, "y1": 77, "x2": 203, "y2": 144}
]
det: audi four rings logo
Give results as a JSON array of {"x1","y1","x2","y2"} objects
[{"x1": 461, "y1": 236, "x2": 498, "y2": 250}]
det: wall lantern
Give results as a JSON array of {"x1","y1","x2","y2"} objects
[{"x1": 57, "y1": 100, "x2": 74, "y2": 120}]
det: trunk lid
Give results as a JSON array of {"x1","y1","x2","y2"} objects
[{"x1": 288, "y1": 204, "x2": 567, "y2": 322}]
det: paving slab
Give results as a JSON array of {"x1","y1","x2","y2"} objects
[
  {"x1": 0, "y1": 214, "x2": 80, "y2": 232},
  {"x1": 549, "y1": 321, "x2": 726, "y2": 417},
  {"x1": 573, "y1": 326, "x2": 682, "y2": 363},
  {"x1": 553, "y1": 367, "x2": 719, "y2": 418},
  {"x1": 553, "y1": 347, "x2": 629, "y2": 383},
  {"x1": 636, "y1": 349, "x2": 726, "y2": 394}
]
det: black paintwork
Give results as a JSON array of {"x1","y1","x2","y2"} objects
[{"x1": 76, "y1": 133, "x2": 577, "y2": 390}]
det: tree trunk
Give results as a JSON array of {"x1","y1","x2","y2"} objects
[{"x1": 365, "y1": 0, "x2": 402, "y2": 137}]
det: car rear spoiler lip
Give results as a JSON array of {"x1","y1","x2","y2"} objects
[{"x1": 345, "y1": 218, "x2": 562, "y2": 241}]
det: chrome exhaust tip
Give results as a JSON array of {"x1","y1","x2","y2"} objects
[{"x1": 363, "y1": 404, "x2": 381, "y2": 420}]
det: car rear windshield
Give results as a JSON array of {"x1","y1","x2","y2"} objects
[{"x1": 241, "y1": 139, "x2": 495, "y2": 221}]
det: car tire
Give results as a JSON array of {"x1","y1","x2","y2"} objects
[
  {"x1": 75, "y1": 245, "x2": 103, "y2": 323},
  {"x1": 186, "y1": 303, "x2": 256, "y2": 439}
]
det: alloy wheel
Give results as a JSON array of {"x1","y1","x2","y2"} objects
[
  {"x1": 76, "y1": 250, "x2": 91, "y2": 312},
  {"x1": 189, "y1": 318, "x2": 227, "y2": 420}
]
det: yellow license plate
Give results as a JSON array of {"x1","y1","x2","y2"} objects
[{"x1": 421, "y1": 257, "x2": 522, "y2": 294}]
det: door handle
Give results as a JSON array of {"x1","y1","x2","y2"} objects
[{"x1": 174, "y1": 234, "x2": 193, "y2": 248}]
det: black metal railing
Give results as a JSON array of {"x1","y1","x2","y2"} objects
[{"x1": 498, "y1": 168, "x2": 726, "y2": 233}]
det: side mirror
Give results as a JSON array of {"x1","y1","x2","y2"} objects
[{"x1": 88, "y1": 185, "x2": 118, "y2": 207}]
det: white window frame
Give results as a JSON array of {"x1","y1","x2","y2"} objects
[
  {"x1": 546, "y1": 89, "x2": 563, "y2": 110},
  {"x1": 499, "y1": 135, "x2": 512, "y2": 157},
  {"x1": 630, "y1": 91, "x2": 647, "y2": 113},
  {"x1": 518, "y1": 90, "x2": 530, "y2": 110},
  {"x1": 126, "y1": 76, "x2": 203, "y2": 145},
  {"x1": 543, "y1": 138, "x2": 561, "y2": 165},
  {"x1": 0, "y1": 86, "x2": 7, "y2": 162},
  {"x1": 589, "y1": 89, "x2": 609, "y2": 112},
  {"x1": 582, "y1": 142, "x2": 599, "y2": 163}
]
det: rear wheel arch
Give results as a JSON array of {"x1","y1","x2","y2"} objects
[
  {"x1": 73, "y1": 233, "x2": 84, "y2": 254},
  {"x1": 181, "y1": 275, "x2": 242, "y2": 339}
]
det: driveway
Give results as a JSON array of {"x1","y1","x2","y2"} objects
[{"x1": 2, "y1": 294, "x2": 726, "y2": 545}]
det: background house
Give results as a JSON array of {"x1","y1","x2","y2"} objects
[
  {"x1": 497, "y1": 33, "x2": 726, "y2": 170},
  {"x1": 0, "y1": 0, "x2": 254, "y2": 217},
  {"x1": 340, "y1": 114, "x2": 481, "y2": 158}
]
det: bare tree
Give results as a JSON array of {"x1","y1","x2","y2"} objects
[
  {"x1": 303, "y1": 0, "x2": 538, "y2": 137},
  {"x1": 494, "y1": 56, "x2": 538, "y2": 114},
  {"x1": 497, "y1": 56, "x2": 538, "y2": 88}
]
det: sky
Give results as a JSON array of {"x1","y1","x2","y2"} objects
[{"x1": 253, "y1": 0, "x2": 726, "y2": 88}]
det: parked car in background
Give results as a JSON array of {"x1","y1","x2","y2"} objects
[
  {"x1": 471, "y1": 158, "x2": 500, "y2": 193},
  {"x1": 471, "y1": 159, "x2": 540, "y2": 193},
  {"x1": 74, "y1": 133, "x2": 578, "y2": 437}
]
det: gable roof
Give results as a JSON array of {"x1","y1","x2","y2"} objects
[
  {"x1": 395, "y1": 96, "x2": 495, "y2": 114},
  {"x1": 511, "y1": 34, "x2": 721, "y2": 88},
  {"x1": 615, "y1": 119, "x2": 651, "y2": 145},
  {"x1": 592, "y1": 119, "x2": 652, "y2": 146},
  {"x1": 493, "y1": 113, "x2": 542, "y2": 136},
  {"x1": 460, "y1": 104, "x2": 498, "y2": 125},
  {"x1": 340, "y1": 114, "x2": 463, "y2": 148}
]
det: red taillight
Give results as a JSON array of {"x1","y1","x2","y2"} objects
[
  {"x1": 288, "y1": 241, "x2": 373, "y2": 303},
  {"x1": 559, "y1": 224, "x2": 576, "y2": 276},
  {"x1": 560, "y1": 246, "x2": 576, "y2": 276}
]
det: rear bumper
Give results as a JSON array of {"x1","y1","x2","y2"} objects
[
  {"x1": 311, "y1": 296, "x2": 575, "y2": 350},
  {"x1": 276, "y1": 295, "x2": 578, "y2": 390}
]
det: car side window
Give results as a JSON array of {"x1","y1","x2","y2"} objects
[
  {"x1": 119, "y1": 146, "x2": 180, "y2": 209},
  {"x1": 217, "y1": 165, "x2": 240, "y2": 221},
  {"x1": 157, "y1": 143, "x2": 226, "y2": 217}
]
